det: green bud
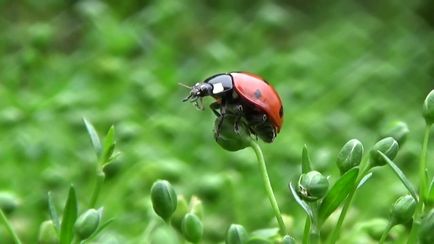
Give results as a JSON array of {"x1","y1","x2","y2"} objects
[
  {"x1": 336, "y1": 139, "x2": 364, "y2": 174},
  {"x1": 420, "y1": 209, "x2": 434, "y2": 244},
  {"x1": 423, "y1": 90, "x2": 434, "y2": 125},
  {"x1": 171, "y1": 195, "x2": 189, "y2": 232},
  {"x1": 189, "y1": 196, "x2": 204, "y2": 220},
  {"x1": 281, "y1": 235, "x2": 296, "y2": 244},
  {"x1": 390, "y1": 195, "x2": 416, "y2": 225},
  {"x1": 380, "y1": 121, "x2": 409, "y2": 146},
  {"x1": 0, "y1": 191, "x2": 20, "y2": 214},
  {"x1": 226, "y1": 224, "x2": 248, "y2": 244},
  {"x1": 298, "y1": 171, "x2": 329, "y2": 202},
  {"x1": 214, "y1": 114, "x2": 250, "y2": 151},
  {"x1": 369, "y1": 137, "x2": 399, "y2": 167},
  {"x1": 151, "y1": 180, "x2": 177, "y2": 222},
  {"x1": 38, "y1": 220, "x2": 59, "y2": 244},
  {"x1": 181, "y1": 212, "x2": 203, "y2": 243},
  {"x1": 74, "y1": 208, "x2": 101, "y2": 240}
]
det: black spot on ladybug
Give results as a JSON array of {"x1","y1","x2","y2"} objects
[
  {"x1": 279, "y1": 106, "x2": 283, "y2": 117},
  {"x1": 254, "y1": 89, "x2": 262, "y2": 99}
]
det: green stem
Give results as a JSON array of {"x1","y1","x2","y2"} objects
[
  {"x1": 379, "y1": 220, "x2": 393, "y2": 244},
  {"x1": 407, "y1": 124, "x2": 431, "y2": 244},
  {"x1": 90, "y1": 170, "x2": 105, "y2": 208},
  {"x1": 310, "y1": 203, "x2": 320, "y2": 244},
  {"x1": 0, "y1": 209, "x2": 22, "y2": 244},
  {"x1": 302, "y1": 216, "x2": 311, "y2": 244},
  {"x1": 249, "y1": 140, "x2": 287, "y2": 235},
  {"x1": 327, "y1": 161, "x2": 370, "y2": 244}
]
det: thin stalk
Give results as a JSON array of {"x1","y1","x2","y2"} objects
[
  {"x1": 407, "y1": 124, "x2": 431, "y2": 244},
  {"x1": 309, "y1": 203, "x2": 320, "y2": 244},
  {"x1": 0, "y1": 209, "x2": 22, "y2": 244},
  {"x1": 302, "y1": 217, "x2": 311, "y2": 244},
  {"x1": 249, "y1": 140, "x2": 287, "y2": 235},
  {"x1": 379, "y1": 220, "x2": 393, "y2": 244},
  {"x1": 327, "y1": 159, "x2": 370, "y2": 244},
  {"x1": 90, "y1": 170, "x2": 105, "y2": 208}
]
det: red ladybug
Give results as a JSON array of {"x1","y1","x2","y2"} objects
[{"x1": 183, "y1": 72, "x2": 283, "y2": 142}]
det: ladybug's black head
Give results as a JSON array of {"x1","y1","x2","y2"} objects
[{"x1": 182, "y1": 82, "x2": 213, "y2": 110}]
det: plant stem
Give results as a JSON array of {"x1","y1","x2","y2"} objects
[
  {"x1": 379, "y1": 220, "x2": 393, "y2": 244},
  {"x1": 407, "y1": 124, "x2": 431, "y2": 244},
  {"x1": 327, "y1": 160, "x2": 370, "y2": 244},
  {"x1": 0, "y1": 209, "x2": 22, "y2": 244},
  {"x1": 302, "y1": 216, "x2": 311, "y2": 244},
  {"x1": 249, "y1": 140, "x2": 287, "y2": 235},
  {"x1": 90, "y1": 170, "x2": 105, "y2": 208},
  {"x1": 309, "y1": 203, "x2": 320, "y2": 244}
]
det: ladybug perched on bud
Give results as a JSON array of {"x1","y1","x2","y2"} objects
[{"x1": 182, "y1": 72, "x2": 283, "y2": 143}]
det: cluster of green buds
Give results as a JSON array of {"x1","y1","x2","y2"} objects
[
  {"x1": 150, "y1": 179, "x2": 204, "y2": 243},
  {"x1": 297, "y1": 170, "x2": 329, "y2": 202}
]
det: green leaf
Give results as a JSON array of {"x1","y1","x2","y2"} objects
[
  {"x1": 60, "y1": 185, "x2": 78, "y2": 244},
  {"x1": 301, "y1": 145, "x2": 312, "y2": 173},
  {"x1": 379, "y1": 152, "x2": 419, "y2": 202},
  {"x1": 357, "y1": 172, "x2": 373, "y2": 189},
  {"x1": 87, "y1": 218, "x2": 115, "y2": 240},
  {"x1": 318, "y1": 167, "x2": 359, "y2": 224},
  {"x1": 100, "y1": 125, "x2": 116, "y2": 164},
  {"x1": 289, "y1": 182, "x2": 313, "y2": 220},
  {"x1": 47, "y1": 192, "x2": 60, "y2": 232},
  {"x1": 83, "y1": 118, "x2": 102, "y2": 158}
]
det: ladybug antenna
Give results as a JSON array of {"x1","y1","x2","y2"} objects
[{"x1": 178, "y1": 83, "x2": 192, "y2": 89}]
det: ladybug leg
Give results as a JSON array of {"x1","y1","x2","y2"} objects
[
  {"x1": 209, "y1": 102, "x2": 222, "y2": 117},
  {"x1": 214, "y1": 103, "x2": 228, "y2": 138},
  {"x1": 232, "y1": 104, "x2": 244, "y2": 134}
]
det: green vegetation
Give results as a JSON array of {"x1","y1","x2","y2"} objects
[{"x1": 0, "y1": 0, "x2": 433, "y2": 243}]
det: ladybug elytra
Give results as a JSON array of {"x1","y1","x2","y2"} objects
[{"x1": 183, "y1": 72, "x2": 283, "y2": 143}]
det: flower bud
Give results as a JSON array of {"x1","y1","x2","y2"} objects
[
  {"x1": 380, "y1": 121, "x2": 409, "y2": 146},
  {"x1": 423, "y1": 90, "x2": 434, "y2": 125},
  {"x1": 298, "y1": 171, "x2": 329, "y2": 202},
  {"x1": 171, "y1": 195, "x2": 189, "y2": 232},
  {"x1": 181, "y1": 212, "x2": 203, "y2": 243},
  {"x1": 0, "y1": 191, "x2": 20, "y2": 214},
  {"x1": 38, "y1": 220, "x2": 59, "y2": 244},
  {"x1": 226, "y1": 224, "x2": 248, "y2": 244},
  {"x1": 282, "y1": 235, "x2": 296, "y2": 244},
  {"x1": 214, "y1": 114, "x2": 250, "y2": 151},
  {"x1": 74, "y1": 208, "x2": 101, "y2": 240},
  {"x1": 369, "y1": 137, "x2": 399, "y2": 167},
  {"x1": 419, "y1": 209, "x2": 434, "y2": 244},
  {"x1": 336, "y1": 139, "x2": 364, "y2": 174},
  {"x1": 390, "y1": 195, "x2": 416, "y2": 225},
  {"x1": 151, "y1": 180, "x2": 177, "y2": 222}
]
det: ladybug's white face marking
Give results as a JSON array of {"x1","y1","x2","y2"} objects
[{"x1": 212, "y1": 83, "x2": 224, "y2": 94}]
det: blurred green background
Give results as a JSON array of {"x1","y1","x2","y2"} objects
[{"x1": 0, "y1": 0, "x2": 433, "y2": 243}]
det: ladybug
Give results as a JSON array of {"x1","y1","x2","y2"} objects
[{"x1": 183, "y1": 72, "x2": 283, "y2": 142}]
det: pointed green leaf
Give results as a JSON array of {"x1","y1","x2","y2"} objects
[
  {"x1": 318, "y1": 167, "x2": 359, "y2": 224},
  {"x1": 87, "y1": 218, "x2": 115, "y2": 240},
  {"x1": 47, "y1": 192, "x2": 60, "y2": 232},
  {"x1": 427, "y1": 178, "x2": 434, "y2": 207},
  {"x1": 357, "y1": 172, "x2": 373, "y2": 189},
  {"x1": 83, "y1": 118, "x2": 102, "y2": 157},
  {"x1": 60, "y1": 186, "x2": 78, "y2": 244},
  {"x1": 301, "y1": 145, "x2": 312, "y2": 173},
  {"x1": 100, "y1": 125, "x2": 116, "y2": 164},
  {"x1": 379, "y1": 152, "x2": 419, "y2": 202},
  {"x1": 289, "y1": 182, "x2": 313, "y2": 220}
]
